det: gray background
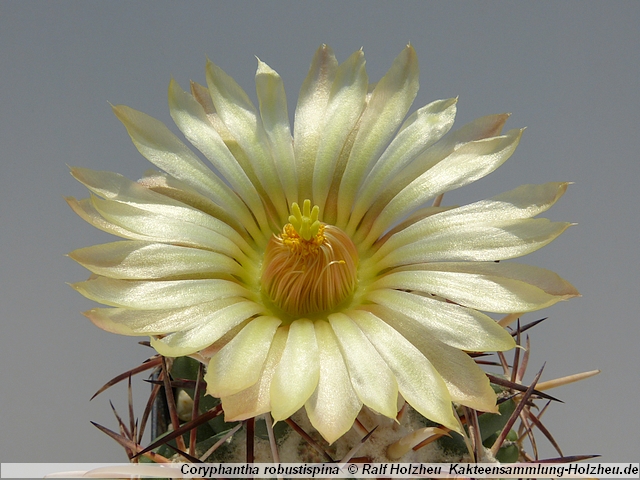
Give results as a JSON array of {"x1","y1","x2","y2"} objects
[{"x1": 1, "y1": 1, "x2": 638, "y2": 463}]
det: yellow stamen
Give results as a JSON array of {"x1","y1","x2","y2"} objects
[
  {"x1": 281, "y1": 223, "x2": 325, "y2": 257},
  {"x1": 261, "y1": 201, "x2": 358, "y2": 319}
]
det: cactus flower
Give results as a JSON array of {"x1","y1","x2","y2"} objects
[{"x1": 68, "y1": 45, "x2": 578, "y2": 444}]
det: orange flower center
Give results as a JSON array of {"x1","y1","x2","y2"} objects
[{"x1": 261, "y1": 201, "x2": 358, "y2": 319}]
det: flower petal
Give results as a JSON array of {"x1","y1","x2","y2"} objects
[
  {"x1": 71, "y1": 167, "x2": 258, "y2": 260},
  {"x1": 312, "y1": 49, "x2": 368, "y2": 215},
  {"x1": 89, "y1": 195, "x2": 253, "y2": 264},
  {"x1": 374, "y1": 218, "x2": 572, "y2": 267},
  {"x1": 419, "y1": 338, "x2": 499, "y2": 413},
  {"x1": 336, "y1": 45, "x2": 419, "y2": 228},
  {"x1": 66, "y1": 197, "x2": 153, "y2": 241},
  {"x1": 362, "y1": 128, "x2": 524, "y2": 246},
  {"x1": 353, "y1": 113, "x2": 511, "y2": 246},
  {"x1": 84, "y1": 300, "x2": 238, "y2": 336},
  {"x1": 385, "y1": 113, "x2": 512, "y2": 196},
  {"x1": 294, "y1": 45, "x2": 338, "y2": 198},
  {"x1": 151, "y1": 300, "x2": 263, "y2": 356},
  {"x1": 188, "y1": 80, "x2": 282, "y2": 226},
  {"x1": 168, "y1": 79, "x2": 270, "y2": 240},
  {"x1": 348, "y1": 97, "x2": 458, "y2": 235},
  {"x1": 328, "y1": 313, "x2": 398, "y2": 419},
  {"x1": 111, "y1": 104, "x2": 257, "y2": 227},
  {"x1": 373, "y1": 262, "x2": 579, "y2": 313},
  {"x1": 348, "y1": 310, "x2": 459, "y2": 432},
  {"x1": 69, "y1": 241, "x2": 255, "y2": 282},
  {"x1": 71, "y1": 277, "x2": 253, "y2": 309},
  {"x1": 373, "y1": 206, "x2": 455, "y2": 246},
  {"x1": 368, "y1": 304, "x2": 499, "y2": 412},
  {"x1": 221, "y1": 327, "x2": 288, "y2": 421},
  {"x1": 205, "y1": 316, "x2": 281, "y2": 397},
  {"x1": 255, "y1": 60, "x2": 298, "y2": 207},
  {"x1": 372, "y1": 182, "x2": 569, "y2": 259},
  {"x1": 270, "y1": 319, "x2": 320, "y2": 421},
  {"x1": 366, "y1": 289, "x2": 515, "y2": 352},
  {"x1": 305, "y1": 320, "x2": 362, "y2": 444},
  {"x1": 206, "y1": 60, "x2": 288, "y2": 223},
  {"x1": 136, "y1": 171, "x2": 251, "y2": 241}
]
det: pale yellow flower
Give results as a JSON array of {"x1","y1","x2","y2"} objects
[{"x1": 68, "y1": 45, "x2": 578, "y2": 444}]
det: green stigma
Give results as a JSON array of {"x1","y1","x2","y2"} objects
[{"x1": 288, "y1": 200, "x2": 321, "y2": 241}]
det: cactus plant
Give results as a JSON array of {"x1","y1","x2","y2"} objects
[{"x1": 70, "y1": 44, "x2": 595, "y2": 471}]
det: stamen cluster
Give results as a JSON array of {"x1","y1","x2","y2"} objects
[
  {"x1": 261, "y1": 202, "x2": 358, "y2": 319},
  {"x1": 281, "y1": 223, "x2": 325, "y2": 257}
]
